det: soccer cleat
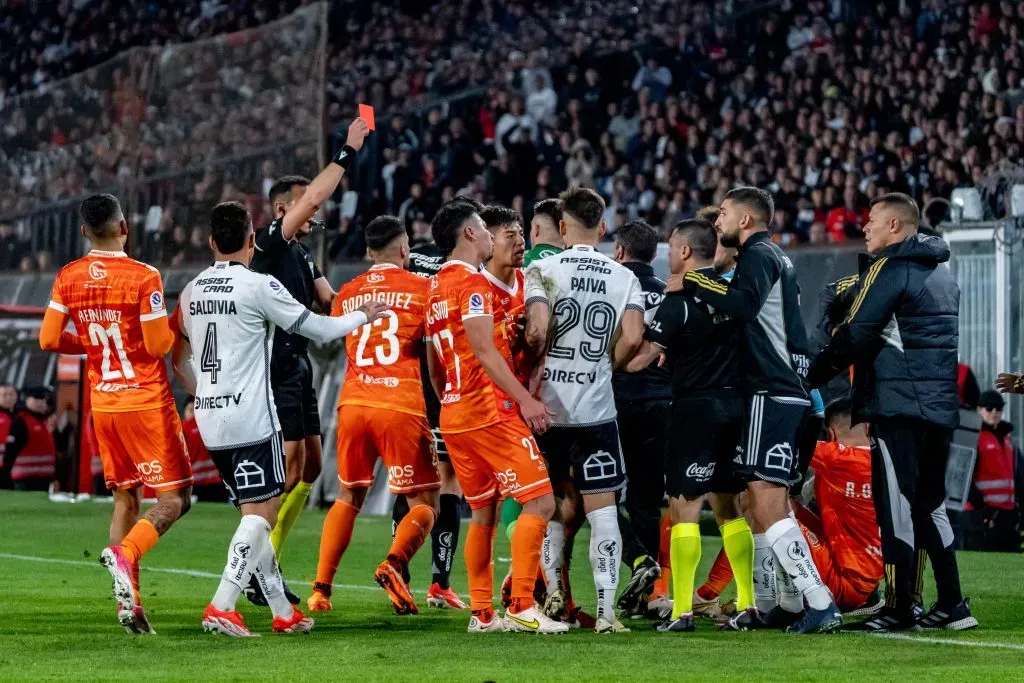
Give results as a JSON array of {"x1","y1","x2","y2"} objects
[
  {"x1": 100, "y1": 546, "x2": 138, "y2": 615},
  {"x1": 621, "y1": 600, "x2": 648, "y2": 620},
  {"x1": 786, "y1": 603, "x2": 843, "y2": 634},
  {"x1": 427, "y1": 583, "x2": 467, "y2": 610},
  {"x1": 243, "y1": 573, "x2": 269, "y2": 607},
  {"x1": 202, "y1": 604, "x2": 257, "y2": 637},
  {"x1": 844, "y1": 589, "x2": 884, "y2": 618},
  {"x1": 375, "y1": 558, "x2": 418, "y2": 615},
  {"x1": 542, "y1": 587, "x2": 567, "y2": 621},
  {"x1": 917, "y1": 598, "x2": 978, "y2": 631},
  {"x1": 119, "y1": 605, "x2": 156, "y2": 635},
  {"x1": 761, "y1": 605, "x2": 803, "y2": 629},
  {"x1": 719, "y1": 607, "x2": 767, "y2": 631},
  {"x1": 307, "y1": 587, "x2": 333, "y2": 612},
  {"x1": 467, "y1": 612, "x2": 506, "y2": 633},
  {"x1": 844, "y1": 607, "x2": 921, "y2": 632},
  {"x1": 647, "y1": 596, "x2": 674, "y2": 621},
  {"x1": 692, "y1": 591, "x2": 723, "y2": 619},
  {"x1": 504, "y1": 605, "x2": 570, "y2": 634},
  {"x1": 655, "y1": 614, "x2": 695, "y2": 633},
  {"x1": 273, "y1": 607, "x2": 315, "y2": 634},
  {"x1": 616, "y1": 556, "x2": 660, "y2": 613},
  {"x1": 566, "y1": 603, "x2": 596, "y2": 629},
  {"x1": 595, "y1": 617, "x2": 631, "y2": 634},
  {"x1": 282, "y1": 578, "x2": 301, "y2": 606}
]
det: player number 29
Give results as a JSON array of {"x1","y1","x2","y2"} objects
[
  {"x1": 549, "y1": 298, "x2": 616, "y2": 362},
  {"x1": 354, "y1": 310, "x2": 400, "y2": 367},
  {"x1": 87, "y1": 322, "x2": 136, "y2": 381}
]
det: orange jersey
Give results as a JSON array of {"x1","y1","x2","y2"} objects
[
  {"x1": 811, "y1": 441, "x2": 883, "y2": 582},
  {"x1": 48, "y1": 250, "x2": 174, "y2": 413},
  {"x1": 426, "y1": 260, "x2": 519, "y2": 434},
  {"x1": 482, "y1": 268, "x2": 529, "y2": 385},
  {"x1": 332, "y1": 264, "x2": 428, "y2": 417}
]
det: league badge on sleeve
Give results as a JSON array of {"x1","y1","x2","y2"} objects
[
  {"x1": 468, "y1": 292, "x2": 485, "y2": 315},
  {"x1": 150, "y1": 291, "x2": 164, "y2": 312}
]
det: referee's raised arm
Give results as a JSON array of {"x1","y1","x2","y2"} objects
[{"x1": 277, "y1": 117, "x2": 370, "y2": 242}]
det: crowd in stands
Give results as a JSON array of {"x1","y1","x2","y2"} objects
[{"x1": 3, "y1": 0, "x2": 1024, "y2": 271}]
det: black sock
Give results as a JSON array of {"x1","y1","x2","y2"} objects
[
  {"x1": 392, "y1": 496, "x2": 411, "y2": 583},
  {"x1": 617, "y1": 506, "x2": 647, "y2": 570},
  {"x1": 431, "y1": 494, "x2": 460, "y2": 589}
]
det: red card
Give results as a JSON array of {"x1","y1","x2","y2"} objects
[{"x1": 359, "y1": 103, "x2": 375, "y2": 131}]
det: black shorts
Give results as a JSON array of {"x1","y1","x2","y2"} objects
[
  {"x1": 211, "y1": 432, "x2": 285, "y2": 506},
  {"x1": 666, "y1": 393, "x2": 745, "y2": 498},
  {"x1": 616, "y1": 398, "x2": 669, "y2": 504},
  {"x1": 430, "y1": 427, "x2": 450, "y2": 463},
  {"x1": 270, "y1": 352, "x2": 321, "y2": 441},
  {"x1": 535, "y1": 422, "x2": 627, "y2": 495},
  {"x1": 737, "y1": 394, "x2": 810, "y2": 486}
]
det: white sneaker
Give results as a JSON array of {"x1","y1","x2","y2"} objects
[
  {"x1": 595, "y1": 617, "x2": 631, "y2": 634},
  {"x1": 467, "y1": 614, "x2": 506, "y2": 633},
  {"x1": 504, "y1": 605, "x2": 569, "y2": 634}
]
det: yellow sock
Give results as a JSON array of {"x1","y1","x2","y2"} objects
[
  {"x1": 270, "y1": 483, "x2": 312, "y2": 559},
  {"x1": 720, "y1": 517, "x2": 755, "y2": 611},
  {"x1": 670, "y1": 523, "x2": 701, "y2": 619}
]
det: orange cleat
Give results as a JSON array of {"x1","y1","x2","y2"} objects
[
  {"x1": 427, "y1": 583, "x2": 467, "y2": 610},
  {"x1": 375, "y1": 557, "x2": 418, "y2": 615},
  {"x1": 307, "y1": 588, "x2": 333, "y2": 612},
  {"x1": 202, "y1": 604, "x2": 256, "y2": 637},
  {"x1": 273, "y1": 607, "x2": 315, "y2": 634}
]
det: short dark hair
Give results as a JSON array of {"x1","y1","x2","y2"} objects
[
  {"x1": 559, "y1": 186, "x2": 605, "y2": 230},
  {"x1": 870, "y1": 192, "x2": 920, "y2": 225},
  {"x1": 79, "y1": 194, "x2": 122, "y2": 237},
  {"x1": 479, "y1": 205, "x2": 521, "y2": 232},
  {"x1": 616, "y1": 219, "x2": 659, "y2": 263},
  {"x1": 724, "y1": 186, "x2": 774, "y2": 226},
  {"x1": 672, "y1": 219, "x2": 718, "y2": 261},
  {"x1": 696, "y1": 205, "x2": 720, "y2": 224},
  {"x1": 210, "y1": 201, "x2": 252, "y2": 253},
  {"x1": 431, "y1": 200, "x2": 479, "y2": 256},
  {"x1": 825, "y1": 396, "x2": 853, "y2": 428},
  {"x1": 533, "y1": 198, "x2": 562, "y2": 227},
  {"x1": 268, "y1": 175, "x2": 311, "y2": 204},
  {"x1": 364, "y1": 215, "x2": 406, "y2": 251},
  {"x1": 448, "y1": 195, "x2": 485, "y2": 212}
]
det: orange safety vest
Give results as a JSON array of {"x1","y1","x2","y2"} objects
[
  {"x1": 975, "y1": 425, "x2": 1016, "y2": 511},
  {"x1": 0, "y1": 408, "x2": 12, "y2": 470},
  {"x1": 10, "y1": 410, "x2": 56, "y2": 482}
]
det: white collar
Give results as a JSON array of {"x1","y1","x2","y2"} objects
[
  {"x1": 440, "y1": 259, "x2": 480, "y2": 272},
  {"x1": 89, "y1": 249, "x2": 126, "y2": 257},
  {"x1": 481, "y1": 268, "x2": 518, "y2": 295},
  {"x1": 570, "y1": 244, "x2": 595, "y2": 251},
  {"x1": 369, "y1": 263, "x2": 401, "y2": 271}
]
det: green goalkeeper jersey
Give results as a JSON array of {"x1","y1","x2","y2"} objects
[{"x1": 523, "y1": 243, "x2": 563, "y2": 266}]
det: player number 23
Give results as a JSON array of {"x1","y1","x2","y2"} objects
[
  {"x1": 87, "y1": 322, "x2": 136, "y2": 381},
  {"x1": 354, "y1": 310, "x2": 400, "y2": 367}
]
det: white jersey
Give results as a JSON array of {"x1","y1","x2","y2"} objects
[
  {"x1": 180, "y1": 261, "x2": 367, "y2": 450},
  {"x1": 524, "y1": 244, "x2": 645, "y2": 426}
]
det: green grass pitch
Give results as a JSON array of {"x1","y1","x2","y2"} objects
[{"x1": 2, "y1": 493, "x2": 1023, "y2": 682}]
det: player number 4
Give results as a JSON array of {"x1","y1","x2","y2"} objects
[
  {"x1": 87, "y1": 322, "x2": 135, "y2": 381},
  {"x1": 201, "y1": 322, "x2": 222, "y2": 384}
]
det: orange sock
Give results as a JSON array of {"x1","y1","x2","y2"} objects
[
  {"x1": 509, "y1": 513, "x2": 546, "y2": 609},
  {"x1": 315, "y1": 500, "x2": 359, "y2": 588},
  {"x1": 651, "y1": 512, "x2": 672, "y2": 598},
  {"x1": 389, "y1": 504, "x2": 436, "y2": 565},
  {"x1": 119, "y1": 519, "x2": 159, "y2": 565},
  {"x1": 464, "y1": 522, "x2": 494, "y2": 613},
  {"x1": 697, "y1": 546, "x2": 735, "y2": 601}
]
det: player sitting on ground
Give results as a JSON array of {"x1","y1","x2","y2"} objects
[
  {"x1": 308, "y1": 215, "x2": 441, "y2": 615},
  {"x1": 426, "y1": 200, "x2": 566, "y2": 634},
  {"x1": 40, "y1": 194, "x2": 192, "y2": 636},
  {"x1": 175, "y1": 201, "x2": 387, "y2": 636}
]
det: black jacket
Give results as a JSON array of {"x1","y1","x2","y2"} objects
[
  {"x1": 613, "y1": 262, "x2": 671, "y2": 402},
  {"x1": 808, "y1": 234, "x2": 960, "y2": 429}
]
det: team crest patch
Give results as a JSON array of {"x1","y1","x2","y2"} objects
[
  {"x1": 149, "y1": 291, "x2": 164, "y2": 312},
  {"x1": 468, "y1": 293, "x2": 485, "y2": 314},
  {"x1": 269, "y1": 280, "x2": 282, "y2": 292}
]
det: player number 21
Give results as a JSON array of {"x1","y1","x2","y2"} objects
[
  {"x1": 87, "y1": 322, "x2": 135, "y2": 380},
  {"x1": 354, "y1": 310, "x2": 400, "y2": 367}
]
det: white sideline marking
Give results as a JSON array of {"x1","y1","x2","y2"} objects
[
  {"x1": 0, "y1": 552, "x2": 379, "y2": 592},
  {"x1": 872, "y1": 632, "x2": 1024, "y2": 651}
]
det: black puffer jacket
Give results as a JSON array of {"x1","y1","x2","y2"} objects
[{"x1": 808, "y1": 234, "x2": 960, "y2": 429}]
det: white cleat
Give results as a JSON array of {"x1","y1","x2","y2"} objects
[
  {"x1": 647, "y1": 596, "x2": 673, "y2": 621},
  {"x1": 542, "y1": 588, "x2": 566, "y2": 620},
  {"x1": 119, "y1": 605, "x2": 156, "y2": 635},
  {"x1": 504, "y1": 606, "x2": 570, "y2": 634},
  {"x1": 202, "y1": 605, "x2": 258, "y2": 637},
  {"x1": 595, "y1": 617, "x2": 631, "y2": 634},
  {"x1": 467, "y1": 614, "x2": 506, "y2": 633}
]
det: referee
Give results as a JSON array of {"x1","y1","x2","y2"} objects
[
  {"x1": 610, "y1": 219, "x2": 671, "y2": 618},
  {"x1": 249, "y1": 117, "x2": 370, "y2": 583},
  {"x1": 808, "y1": 192, "x2": 976, "y2": 632}
]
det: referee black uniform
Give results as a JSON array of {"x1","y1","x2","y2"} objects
[{"x1": 250, "y1": 218, "x2": 325, "y2": 446}]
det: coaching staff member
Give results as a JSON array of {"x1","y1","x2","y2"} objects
[
  {"x1": 250, "y1": 117, "x2": 370, "y2": 574},
  {"x1": 808, "y1": 192, "x2": 976, "y2": 632}
]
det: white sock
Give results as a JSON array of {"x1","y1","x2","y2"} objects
[
  {"x1": 253, "y1": 539, "x2": 295, "y2": 620},
  {"x1": 774, "y1": 548, "x2": 804, "y2": 613},
  {"x1": 764, "y1": 518, "x2": 832, "y2": 611},
  {"x1": 586, "y1": 505, "x2": 621, "y2": 623},
  {"x1": 212, "y1": 514, "x2": 270, "y2": 612},
  {"x1": 753, "y1": 533, "x2": 777, "y2": 613},
  {"x1": 541, "y1": 521, "x2": 565, "y2": 592}
]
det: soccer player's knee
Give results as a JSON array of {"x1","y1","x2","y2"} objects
[{"x1": 523, "y1": 494, "x2": 556, "y2": 521}]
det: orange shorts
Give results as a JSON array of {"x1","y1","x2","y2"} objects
[
  {"x1": 443, "y1": 418, "x2": 552, "y2": 509},
  {"x1": 799, "y1": 519, "x2": 879, "y2": 612},
  {"x1": 336, "y1": 405, "x2": 440, "y2": 494},
  {"x1": 93, "y1": 404, "x2": 193, "y2": 492}
]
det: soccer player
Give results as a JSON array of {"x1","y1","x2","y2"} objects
[
  {"x1": 249, "y1": 117, "x2": 370, "y2": 571},
  {"x1": 628, "y1": 219, "x2": 755, "y2": 633},
  {"x1": 610, "y1": 220, "x2": 671, "y2": 618},
  {"x1": 679, "y1": 187, "x2": 842, "y2": 634},
  {"x1": 39, "y1": 194, "x2": 192, "y2": 635},
  {"x1": 307, "y1": 216, "x2": 441, "y2": 615},
  {"x1": 426, "y1": 200, "x2": 566, "y2": 634},
  {"x1": 524, "y1": 187, "x2": 646, "y2": 634},
  {"x1": 524, "y1": 198, "x2": 564, "y2": 265},
  {"x1": 176, "y1": 201, "x2": 387, "y2": 636}
]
